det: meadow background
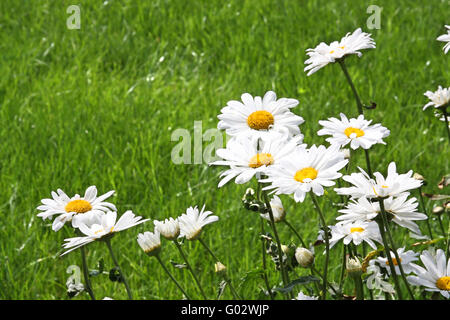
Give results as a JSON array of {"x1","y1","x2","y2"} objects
[{"x1": 0, "y1": 0, "x2": 448, "y2": 299}]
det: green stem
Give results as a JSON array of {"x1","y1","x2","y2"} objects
[
  {"x1": 105, "y1": 239, "x2": 133, "y2": 300},
  {"x1": 260, "y1": 218, "x2": 274, "y2": 300},
  {"x1": 173, "y1": 241, "x2": 208, "y2": 299},
  {"x1": 155, "y1": 254, "x2": 192, "y2": 300},
  {"x1": 311, "y1": 266, "x2": 339, "y2": 297},
  {"x1": 283, "y1": 219, "x2": 307, "y2": 248},
  {"x1": 353, "y1": 274, "x2": 364, "y2": 300},
  {"x1": 261, "y1": 190, "x2": 290, "y2": 299},
  {"x1": 437, "y1": 214, "x2": 446, "y2": 239},
  {"x1": 338, "y1": 59, "x2": 365, "y2": 115},
  {"x1": 310, "y1": 193, "x2": 330, "y2": 300},
  {"x1": 442, "y1": 107, "x2": 450, "y2": 142},
  {"x1": 80, "y1": 246, "x2": 96, "y2": 300},
  {"x1": 378, "y1": 199, "x2": 415, "y2": 300},
  {"x1": 363, "y1": 149, "x2": 373, "y2": 178},
  {"x1": 418, "y1": 187, "x2": 434, "y2": 239},
  {"x1": 339, "y1": 244, "x2": 347, "y2": 292}
]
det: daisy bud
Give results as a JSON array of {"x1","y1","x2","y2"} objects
[
  {"x1": 137, "y1": 231, "x2": 161, "y2": 256},
  {"x1": 281, "y1": 244, "x2": 290, "y2": 255},
  {"x1": 340, "y1": 148, "x2": 351, "y2": 159},
  {"x1": 154, "y1": 218, "x2": 180, "y2": 240},
  {"x1": 432, "y1": 206, "x2": 444, "y2": 215},
  {"x1": 295, "y1": 247, "x2": 314, "y2": 268},
  {"x1": 347, "y1": 257, "x2": 363, "y2": 277},
  {"x1": 214, "y1": 262, "x2": 227, "y2": 275},
  {"x1": 260, "y1": 195, "x2": 285, "y2": 223},
  {"x1": 413, "y1": 172, "x2": 427, "y2": 186}
]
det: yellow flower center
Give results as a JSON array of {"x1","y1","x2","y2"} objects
[
  {"x1": 65, "y1": 200, "x2": 93, "y2": 214},
  {"x1": 350, "y1": 227, "x2": 365, "y2": 233},
  {"x1": 249, "y1": 153, "x2": 274, "y2": 168},
  {"x1": 330, "y1": 50, "x2": 335, "y2": 54},
  {"x1": 344, "y1": 127, "x2": 365, "y2": 138},
  {"x1": 436, "y1": 276, "x2": 450, "y2": 291},
  {"x1": 385, "y1": 258, "x2": 402, "y2": 266},
  {"x1": 247, "y1": 111, "x2": 274, "y2": 130},
  {"x1": 294, "y1": 167, "x2": 318, "y2": 183}
]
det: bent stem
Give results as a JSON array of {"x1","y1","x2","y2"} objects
[
  {"x1": 80, "y1": 246, "x2": 96, "y2": 300},
  {"x1": 338, "y1": 59, "x2": 364, "y2": 116},
  {"x1": 310, "y1": 193, "x2": 330, "y2": 300},
  {"x1": 173, "y1": 241, "x2": 207, "y2": 299},
  {"x1": 105, "y1": 239, "x2": 133, "y2": 300},
  {"x1": 155, "y1": 254, "x2": 192, "y2": 300},
  {"x1": 378, "y1": 198, "x2": 415, "y2": 300},
  {"x1": 198, "y1": 237, "x2": 242, "y2": 300}
]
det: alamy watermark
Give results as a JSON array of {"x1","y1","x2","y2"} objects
[
  {"x1": 66, "y1": 5, "x2": 81, "y2": 30},
  {"x1": 366, "y1": 5, "x2": 382, "y2": 30}
]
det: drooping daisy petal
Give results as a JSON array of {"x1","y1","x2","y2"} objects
[{"x1": 178, "y1": 205, "x2": 219, "y2": 240}]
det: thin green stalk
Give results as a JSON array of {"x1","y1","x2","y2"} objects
[
  {"x1": 105, "y1": 239, "x2": 133, "y2": 300},
  {"x1": 283, "y1": 219, "x2": 307, "y2": 248},
  {"x1": 260, "y1": 218, "x2": 274, "y2": 300},
  {"x1": 310, "y1": 193, "x2": 330, "y2": 300},
  {"x1": 339, "y1": 244, "x2": 347, "y2": 291},
  {"x1": 155, "y1": 254, "x2": 192, "y2": 300},
  {"x1": 378, "y1": 198, "x2": 415, "y2": 300},
  {"x1": 338, "y1": 59, "x2": 364, "y2": 115},
  {"x1": 173, "y1": 241, "x2": 208, "y2": 299},
  {"x1": 437, "y1": 214, "x2": 446, "y2": 239},
  {"x1": 418, "y1": 187, "x2": 433, "y2": 239},
  {"x1": 374, "y1": 216, "x2": 403, "y2": 300},
  {"x1": 362, "y1": 242, "x2": 374, "y2": 300},
  {"x1": 198, "y1": 238, "x2": 242, "y2": 300},
  {"x1": 311, "y1": 265, "x2": 339, "y2": 297},
  {"x1": 80, "y1": 246, "x2": 96, "y2": 300},
  {"x1": 353, "y1": 274, "x2": 364, "y2": 300},
  {"x1": 442, "y1": 107, "x2": 450, "y2": 142},
  {"x1": 261, "y1": 190, "x2": 290, "y2": 299}
]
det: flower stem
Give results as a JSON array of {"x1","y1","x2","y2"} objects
[
  {"x1": 198, "y1": 237, "x2": 242, "y2": 300},
  {"x1": 261, "y1": 190, "x2": 290, "y2": 299},
  {"x1": 105, "y1": 239, "x2": 133, "y2": 300},
  {"x1": 310, "y1": 193, "x2": 330, "y2": 300},
  {"x1": 378, "y1": 198, "x2": 415, "y2": 300},
  {"x1": 80, "y1": 246, "x2": 96, "y2": 300},
  {"x1": 418, "y1": 187, "x2": 434, "y2": 239},
  {"x1": 339, "y1": 244, "x2": 347, "y2": 292},
  {"x1": 338, "y1": 59, "x2": 364, "y2": 116},
  {"x1": 283, "y1": 219, "x2": 307, "y2": 248},
  {"x1": 173, "y1": 241, "x2": 208, "y2": 299},
  {"x1": 442, "y1": 107, "x2": 450, "y2": 142},
  {"x1": 353, "y1": 274, "x2": 364, "y2": 300},
  {"x1": 260, "y1": 217, "x2": 274, "y2": 300},
  {"x1": 155, "y1": 254, "x2": 192, "y2": 299}
]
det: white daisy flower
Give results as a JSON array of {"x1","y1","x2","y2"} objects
[
  {"x1": 336, "y1": 195, "x2": 427, "y2": 235},
  {"x1": 294, "y1": 292, "x2": 318, "y2": 300},
  {"x1": 37, "y1": 186, "x2": 116, "y2": 232},
  {"x1": 154, "y1": 218, "x2": 180, "y2": 241},
  {"x1": 217, "y1": 91, "x2": 304, "y2": 139},
  {"x1": 317, "y1": 113, "x2": 390, "y2": 150},
  {"x1": 210, "y1": 132, "x2": 304, "y2": 188},
  {"x1": 423, "y1": 85, "x2": 450, "y2": 110},
  {"x1": 328, "y1": 220, "x2": 382, "y2": 250},
  {"x1": 178, "y1": 205, "x2": 219, "y2": 240},
  {"x1": 61, "y1": 210, "x2": 149, "y2": 256},
  {"x1": 366, "y1": 260, "x2": 395, "y2": 294},
  {"x1": 260, "y1": 195, "x2": 285, "y2": 222},
  {"x1": 260, "y1": 144, "x2": 348, "y2": 202},
  {"x1": 137, "y1": 230, "x2": 162, "y2": 256},
  {"x1": 407, "y1": 248, "x2": 450, "y2": 298},
  {"x1": 437, "y1": 25, "x2": 450, "y2": 54},
  {"x1": 304, "y1": 28, "x2": 376, "y2": 76},
  {"x1": 335, "y1": 162, "x2": 422, "y2": 200},
  {"x1": 375, "y1": 247, "x2": 419, "y2": 275}
]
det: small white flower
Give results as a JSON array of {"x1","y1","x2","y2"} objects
[
  {"x1": 366, "y1": 260, "x2": 395, "y2": 294},
  {"x1": 37, "y1": 186, "x2": 116, "y2": 231},
  {"x1": 423, "y1": 85, "x2": 450, "y2": 110},
  {"x1": 261, "y1": 144, "x2": 348, "y2": 203},
  {"x1": 335, "y1": 162, "x2": 422, "y2": 200},
  {"x1": 375, "y1": 247, "x2": 419, "y2": 275},
  {"x1": 295, "y1": 247, "x2": 314, "y2": 268},
  {"x1": 304, "y1": 28, "x2": 376, "y2": 76},
  {"x1": 329, "y1": 220, "x2": 382, "y2": 250},
  {"x1": 260, "y1": 195, "x2": 286, "y2": 222},
  {"x1": 294, "y1": 291, "x2": 318, "y2": 300},
  {"x1": 61, "y1": 211, "x2": 149, "y2": 256},
  {"x1": 178, "y1": 205, "x2": 219, "y2": 240},
  {"x1": 407, "y1": 248, "x2": 450, "y2": 298},
  {"x1": 154, "y1": 218, "x2": 180, "y2": 240},
  {"x1": 137, "y1": 230, "x2": 162, "y2": 256},
  {"x1": 437, "y1": 25, "x2": 450, "y2": 54},
  {"x1": 210, "y1": 132, "x2": 304, "y2": 188},
  {"x1": 317, "y1": 113, "x2": 390, "y2": 150},
  {"x1": 217, "y1": 91, "x2": 304, "y2": 139},
  {"x1": 336, "y1": 194, "x2": 427, "y2": 235}
]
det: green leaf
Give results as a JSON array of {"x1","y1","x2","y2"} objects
[{"x1": 274, "y1": 276, "x2": 320, "y2": 293}]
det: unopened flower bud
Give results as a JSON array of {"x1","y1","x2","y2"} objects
[
  {"x1": 432, "y1": 206, "x2": 444, "y2": 215},
  {"x1": 347, "y1": 257, "x2": 363, "y2": 277},
  {"x1": 281, "y1": 245, "x2": 290, "y2": 255},
  {"x1": 340, "y1": 148, "x2": 351, "y2": 160},
  {"x1": 295, "y1": 247, "x2": 314, "y2": 268},
  {"x1": 413, "y1": 172, "x2": 425, "y2": 181},
  {"x1": 214, "y1": 262, "x2": 227, "y2": 275}
]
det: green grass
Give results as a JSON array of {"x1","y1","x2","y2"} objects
[{"x1": 0, "y1": 0, "x2": 448, "y2": 299}]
